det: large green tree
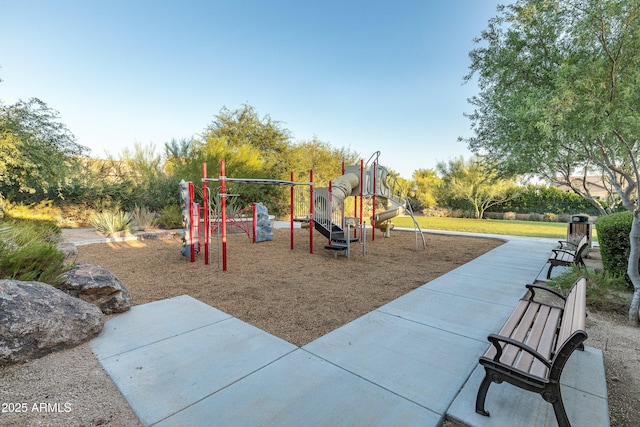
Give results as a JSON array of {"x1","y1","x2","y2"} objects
[
  {"x1": 0, "y1": 98, "x2": 87, "y2": 202},
  {"x1": 411, "y1": 168, "x2": 440, "y2": 210},
  {"x1": 436, "y1": 156, "x2": 516, "y2": 219},
  {"x1": 464, "y1": 0, "x2": 640, "y2": 323}
]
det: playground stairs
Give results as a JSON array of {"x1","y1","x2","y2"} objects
[{"x1": 313, "y1": 218, "x2": 359, "y2": 253}]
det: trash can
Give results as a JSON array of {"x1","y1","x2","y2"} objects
[{"x1": 567, "y1": 214, "x2": 592, "y2": 247}]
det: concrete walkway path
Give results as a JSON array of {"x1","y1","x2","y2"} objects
[{"x1": 86, "y1": 230, "x2": 609, "y2": 426}]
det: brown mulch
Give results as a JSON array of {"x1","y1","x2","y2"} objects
[{"x1": 76, "y1": 229, "x2": 503, "y2": 347}]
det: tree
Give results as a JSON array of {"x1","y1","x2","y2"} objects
[
  {"x1": 202, "y1": 104, "x2": 292, "y2": 179},
  {"x1": 436, "y1": 156, "x2": 516, "y2": 219},
  {"x1": 411, "y1": 168, "x2": 440, "y2": 210},
  {"x1": 288, "y1": 137, "x2": 359, "y2": 185},
  {"x1": 0, "y1": 98, "x2": 88, "y2": 202},
  {"x1": 464, "y1": 0, "x2": 640, "y2": 323},
  {"x1": 437, "y1": 157, "x2": 516, "y2": 218}
]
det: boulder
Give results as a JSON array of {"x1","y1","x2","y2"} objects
[
  {"x1": 0, "y1": 279, "x2": 105, "y2": 365},
  {"x1": 61, "y1": 262, "x2": 131, "y2": 314}
]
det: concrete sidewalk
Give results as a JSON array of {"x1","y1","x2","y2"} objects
[{"x1": 89, "y1": 232, "x2": 609, "y2": 426}]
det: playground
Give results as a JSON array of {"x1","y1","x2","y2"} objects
[{"x1": 75, "y1": 228, "x2": 502, "y2": 347}]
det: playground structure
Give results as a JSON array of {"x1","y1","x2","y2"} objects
[{"x1": 181, "y1": 151, "x2": 426, "y2": 270}]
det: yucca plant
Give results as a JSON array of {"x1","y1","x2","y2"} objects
[
  {"x1": 90, "y1": 211, "x2": 132, "y2": 235},
  {"x1": 130, "y1": 205, "x2": 157, "y2": 231}
]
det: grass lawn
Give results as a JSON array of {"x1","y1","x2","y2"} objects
[{"x1": 393, "y1": 216, "x2": 598, "y2": 240}]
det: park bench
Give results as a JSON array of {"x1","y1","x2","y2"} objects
[
  {"x1": 546, "y1": 235, "x2": 589, "y2": 279},
  {"x1": 475, "y1": 277, "x2": 588, "y2": 427}
]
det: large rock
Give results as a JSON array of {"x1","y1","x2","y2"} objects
[
  {"x1": 61, "y1": 262, "x2": 131, "y2": 314},
  {"x1": 0, "y1": 280, "x2": 105, "y2": 365}
]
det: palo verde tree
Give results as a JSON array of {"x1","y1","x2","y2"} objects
[
  {"x1": 464, "y1": 0, "x2": 640, "y2": 323},
  {"x1": 411, "y1": 168, "x2": 441, "y2": 210},
  {"x1": 0, "y1": 98, "x2": 88, "y2": 202},
  {"x1": 436, "y1": 156, "x2": 516, "y2": 219}
]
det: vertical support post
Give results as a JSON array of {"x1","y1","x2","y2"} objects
[
  {"x1": 341, "y1": 161, "x2": 345, "y2": 229},
  {"x1": 309, "y1": 169, "x2": 314, "y2": 254},
  {"x1": 252, "y1": 202, "x2": 257, "y2": 244},
  {"x1": 328, "y1": 180, "x2": 333, "y2": 245},
  {"x1": 189, "y1": 182, "x2": 196, "y2": 263},
  {"x1": 290, "y1": 171, "x2": 294, "y2": 250},
  {"x1": 202, "y1": 162, "x2": 209, "y2": 265},
  {"x1": 372, "y1": 161, "x2": 377, "y2": 241},
  {"x1": 359, "y1": 159, "x2": 364, "y2": 236},
  {"x1": 220, "y1": 159, "x2": 227, "y2": 271}
]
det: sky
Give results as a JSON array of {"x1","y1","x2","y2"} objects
[{"x1": 0, "y1": 0, "x2": 508, "y2": 179}]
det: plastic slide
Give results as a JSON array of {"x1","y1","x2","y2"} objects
[{"x1": 328, "y1": 171, "x2": 404, "y2": 223}]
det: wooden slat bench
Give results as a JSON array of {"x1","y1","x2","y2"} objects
[
  {"x1": 475, "y1": 277, "x2": 588, "y2": 427},
  {"x1": 547, "y1": 236, "x2": 589, "y2": 279}
]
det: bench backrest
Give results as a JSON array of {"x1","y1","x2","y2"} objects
[
  {"x1": 550, "y1": 277, "x2": 588, "y2": 381},
  {"x1": 574, "y1": 236, "x2": 589, "y2": 263}
]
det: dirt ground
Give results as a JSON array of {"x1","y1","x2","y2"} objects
[
  {"x1": 1, "y1": 228, "x2": 638, "y2": 426},
  {"x1": 75, "y1": 229, "x2": 502, "y2": 347}
]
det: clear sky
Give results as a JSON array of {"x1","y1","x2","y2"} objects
[{"x1": 0, "y1": 0, "x2": 507, "y2": 179}]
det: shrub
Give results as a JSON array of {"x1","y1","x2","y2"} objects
[
  {"x1": 484, "y1": 212, "x2": 504, "y2": 220},
  {"x1": 548, "y1": 266, "x2": 629, "y2": 314},
  {"x1": 156, "y1": 204, "x2": 182, "y2": 229},
  {"x1": 557, "y1": 213, "x2": 572, "y2": 223},
  {"x1": 595, "y1": 211, "x2": 634, "y2": 289},
  {"x1": 504, "y1": 211, "x2": 516, "y2": 220},
  {"x1": 529, "y1": 213, "x2": 544, "y2": 222},
  {"x1": 543, "y1": 212, "x2": 557, "y2": 222},
  {"x1": 130, "y1": 205, "x2": 157, "y2": 231},
  {"x1": 0, "y1": 220, "x2": 68, "y2": 286},
  {"x1": 91, "y1": 211, "x2": 132, "y2": 235}
]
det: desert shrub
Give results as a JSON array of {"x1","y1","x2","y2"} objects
[
  {"x1": 91, "y1": 211, "x2": 132, "y2": 235},
  {"x1": 595, "y1": 211, "x2": 634, "y2": 289},
  {"x1": 529, "y1": 213, "x2": 544, "y2": 222},
  {"x1": 484, "y1": 212, "x2": 504, "y2": 220},
  {"x1": 156, "y1": 204, "x2": 182, "y2": 229},
  {"x1": 130, "y1": 205, "x2": 157, "y2": 231},
  {"x1": 421, "y1": 207, "x2": 452, "y2": 217},
  {"x1": 543, "y1": 212, "x2": 557, "y2": 222},
  {"x1": 548, "y1": 266, "x2": 629, "y2": 314},
  {"x1": 503, "y1": 211, "x2": 516, "y2": 220},
  {"x1": 515, "y1": 213, "x2": 530, "y2": 221},
  {"x1": 0, "y1": 220, "x2": 68, "y2": 286},
  {"x1": 557, "y1": 213, "x2": 572, "y2": 223}
]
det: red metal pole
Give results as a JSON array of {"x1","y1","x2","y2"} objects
[
  {"x1": 220, "y1": 159, "x2": 227, "y2": 271},
  {"x1": 290, "y1": 171, "x2": 294, "y2": 250},
  {"x1": 359, "y1": 159, "x2": 364, "y2": 225},
  {"x1": 202, "y1": 162, "x2": 209, "y2": 265},
  {"x1": 189, "y1": 181, "x2": 195, "y2": 263},
  {"x1": 309, "y1": 169, "x2": 314, "y2": 254},
  {"x1": 252, "y1": 202, "x2": 257, "y2": 244},
  {"x1": 372, "y1": 161, "x2": 377, "y2": 241}
]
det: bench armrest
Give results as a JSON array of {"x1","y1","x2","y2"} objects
[
  {"x1": 487, "y1": 334, "x2": 552, "y2": 370},
  {"x1": 526, "y1": 283, "x2": 566, "y2": 303},
  {"x1": 558, "y1": 240, "x2": 577, "y2": 249},
  {"x1": 551, "y1": 248, "x2": 577, "y2": 257}
]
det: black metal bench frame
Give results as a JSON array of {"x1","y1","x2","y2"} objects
[
  {"x1": 475, "y1": 278, "x2": 588, "y2": 427},
  {"x1": 547, "y1": 236, "x2": 589, "y2": 279}
]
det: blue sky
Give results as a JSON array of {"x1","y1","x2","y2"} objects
[{"x1": 1, "y1": 0, "x2": 507, "y2": 179}]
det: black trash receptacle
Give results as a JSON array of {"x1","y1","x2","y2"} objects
[{"x1": 567, "y1": 214, "x2": 592, "y2": 247}]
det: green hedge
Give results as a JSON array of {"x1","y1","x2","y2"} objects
[{"x1": 595, "y1": 211, "x2": 634, "y2": 290}]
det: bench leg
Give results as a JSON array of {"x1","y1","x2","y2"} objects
[
  {"x1": 544, "y1": 388, "x2": 571, "y2": 427},
  {"x1": 475, "y1": 371, "x2": 493, "y2": 417}
]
